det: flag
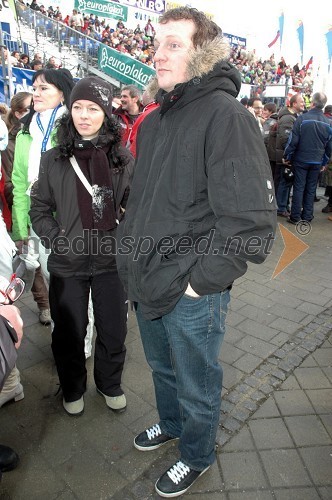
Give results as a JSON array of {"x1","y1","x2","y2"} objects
[
  {"x1": 326, "y1": 28, "x2": 332, "y2": 72},
  {"x1": 305, "y1": 56, "x2": 313, "y2": 70},
  {"x1": 279, "y1": 12, "x2": 284, "y2": 47},
  {"x1": 268, "y1": 31, "x2": 280, "y2": 48},
  {"x1": 297, "y1": 21, "x2": 304, "y2": 66}
]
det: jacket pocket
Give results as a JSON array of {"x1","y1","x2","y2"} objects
[{"x1": 230, "y1": 157, "x2": 276, "y2": 211}]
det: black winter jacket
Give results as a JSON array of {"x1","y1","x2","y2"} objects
[
  {"x1": 275, "y1": 107, "x2": 298, "y2": 164},
  {"x1": 116, "y1": 39, "x2": 277, "y2": 320},
  {"x1": 29, "y1": 146, "x2": 134, "y2": 277}
]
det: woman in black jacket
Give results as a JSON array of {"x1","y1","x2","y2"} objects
[{"x1": 30, "y1": 76, "x2": 134, "y2": 416}]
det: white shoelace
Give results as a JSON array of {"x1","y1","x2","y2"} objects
[
  {"x1": 167, "y1": 461, "x2": 191, "y2": 484},
  {"x1": 146, "y1": 424, "x2": 162, "y2": 440}
]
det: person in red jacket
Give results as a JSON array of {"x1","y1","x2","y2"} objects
[
  {"x1": 129, "y1": 78, "x2": 159, "y2": 158},
  {"x1": 114, "y1": 85, "x2": 143, "y2": 147}
]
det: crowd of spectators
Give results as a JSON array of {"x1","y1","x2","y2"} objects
[{"x1": 12, "y1": 0, "x2": 315, "y2": 97}]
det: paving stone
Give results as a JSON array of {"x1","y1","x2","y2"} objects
[
  {"x1": 236, "y1": 335, "x2": 276, "y2": 359},
  {"x1": 252, "y1": 397, "x2": 280, "y2": 419},
  {"x1": 226, "y1": 310, "x2": 247, "y2": 327},
  {"x1": 250, "y1": 391, "x2": 265, "y2": 402},
  {"x1": 237, "y1": 384, "x2": 253, "y2": 395},
  {"x1": 269, "y1": 317, "x2": 301, "y2": 335},
  {"x1": 221, "y1": 451, "x2": 268, "y2": 490},
  {"x1": 270, "y1": 331, "x2": 291, "y2": 347},
  {"x1": 220, "y1": 342, "x2": 245, "y2": 364},
  {"x1": 236, "y1": 318, "x2": 280, "y2": 341},
  {"x1": 260, "y1": 449, "x2": 312, "y2": 487},
  {"x1": 221, "y1": 399, "x2": 235, "y2": 414},
  {"x1": 229, "y1": 491, "x2": 274, "y2": 500},
  {"x1": 274, "y1": 390, "x2": 315, "y2": 416},
  {"x1": 268, "y1": 376, "x2": 282, "y2": 388},
  {"x1": 254, "y1": 370, "x2": 266, "y2": 379},
  {"x1": 312, "y1": 348, "x2": 332, "y2": 366},
  {"x1": 271, "y1": 369, "x2": 286, "y2": 381},
  {"x1": 235, "y1": 303, "x2": 277, "y2": 326},
  {"x1": 284, "y1": 415, "x2": 332, "y2": 446},
  {"x1": 225, "y1": 391, "x2": 242, "y2": 404},
  {"x1": 216, "y1": 428, "x2": 232, "y2": 447},
  {"x1": 233, "y1": 353, "x2": 262, "y2": 373},
  {"x1": 223, "y1": 425, "x2": 255, "y2": 452},
  {"x1": 300, "y1": 355, "x2": 318, "y2": 367},
  {"x1": 231, "y1": 407, "x2": 251, "y2": 422},
  {"x1": 318, "y1": 486, "x2": 332, "y2": 499},
  {"x1": 222, "y1": 416, "x2": 242, "y2": 432},
  {"x1": 297, "y1": 302, "x2": 325, "y2": 315},
  {"x1": 249, "y1": 418, "x2": 293, "y2": 449},
  {"x1": 306, "y1": 389, "x2": 332, "y2": 414},
  {"x1": 236, "y1": 291, "x2": 275, "y2": 311},
  {"x1": 294, "y1": 367, "x2": 331, "y2": 389},
  {"x1": 285, "y1": 353, "x2": 303, "y2": 367},
  {"x1": 222, "y1": 363, "x2": 245, "y2": 390},
  {"x1": 244, "y1": 376, "x2": 261, "y2": 388},
  {"x1": 242, "y1": 399, "x2": 258, "y2": 412},
  {"x1": 278, "y1": 361, "x2": 293, "y2": 373},
  {"x1": 274, "y1": 488, "x2": 321, "y2": 500},
  {"x1": 274, "y1": 349, "x2": 288, "y2": 359},
  {"x1": 299, "y1": 446, "x2": 332, "y2": 485},
  {"x1": 259, "y1": 383, "x2": 274, "y2": 395}
]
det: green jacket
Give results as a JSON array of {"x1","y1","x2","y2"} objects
[{"x1": 11, "y1": 130, "x2": 56, "y2": 241}]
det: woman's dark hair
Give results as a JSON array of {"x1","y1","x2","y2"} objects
[
  {"x1": 55, "y1": 113, "x2": 128, "y2": 171},
  {"x1": 23, "y1": 68, "x2": 75, "y2": 133}
]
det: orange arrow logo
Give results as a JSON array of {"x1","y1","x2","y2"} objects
[{"x1": 272, "y1": 223, "x2": 309, "y2": 279}]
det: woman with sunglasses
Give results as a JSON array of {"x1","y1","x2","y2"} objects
[
  {"x1": 30, "y1": 76, "x2": 134, "y2": 416},
  {"x1": 11, "y1": 70, "x2": 75, "y2": 326}
]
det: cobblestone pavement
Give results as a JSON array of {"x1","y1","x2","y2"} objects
[{"x1": 1, "y1": 192, "x2": 332, "y2": 499}]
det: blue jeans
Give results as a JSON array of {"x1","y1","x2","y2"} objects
[
  {"x1": 276, "y1": 171, "x2": 292, "y2": 213},
  {"x1": 290, "y1": 164, "x2": 321, "y2": 221},
  {"x1": 136, "y1": 290, "x2": 230, "y2": 471}
]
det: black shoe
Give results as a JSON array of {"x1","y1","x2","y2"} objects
[
  {"x1": 0, "y1": 445, "x2": 19, "y2": 474},
  {"x1": 134, "y1": 424, "x2": 178, "y2": 451},
  {"x1": 314, "y1": 196, "x2": 320, "y2": 202},
  {"x1": 322, "y1": 204, "x2": 332, "y2": 213},
  {"x1": 155, "y1": 460, "x2": 210, "y2": 498},
  {"x1": 277, "y1": 211, "x2": 290, "y2": 218},
  {"x1": 287, "y1": 217, "x2": 300, "y2": 225}
]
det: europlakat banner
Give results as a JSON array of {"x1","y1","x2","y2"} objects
[
  {"x1": 113, "y1": 0, "x2": 165, "y2": 14},
  {"x1": 75, "y1": 0, "x2": 128, "y2": 21},
  {"x1": 98, "y1": 44, "x2": 155, "y2": 90}
]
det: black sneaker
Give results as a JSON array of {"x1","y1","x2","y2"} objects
[
  {"x1": 134, "y1": 424, "x2": 178, "y2": 451},
  {"x1": 155, "y1": 460, "x2": 210, "y2": 497},
  {"x1": 322, "y1": 204, "x2": 332, "y2": 213}
]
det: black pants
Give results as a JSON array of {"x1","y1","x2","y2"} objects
[{"x1": 49, "y1": 270, "x2": 127, "y2": 402}]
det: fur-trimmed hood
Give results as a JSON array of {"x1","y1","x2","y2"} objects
[
  {"x1": 186, "y1": 36, "x2": 231, "y2": 80},
  {"x1": 147, "y1": 36, "x2": 241, "y2": 105}
]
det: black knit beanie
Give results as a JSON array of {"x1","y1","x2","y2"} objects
[{"x1": 70, "y1": 76, "x2": 113, "y2": 118}]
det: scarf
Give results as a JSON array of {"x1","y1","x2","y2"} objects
[
  {"x1": 27, "y1": 105, "x2": 67, "y2": 184},
  {"x1": 73, "y1": 136, "x2": 117, "y2": 231}
]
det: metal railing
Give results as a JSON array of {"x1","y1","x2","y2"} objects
[{"x1": 15, "y1": 3, "x2": 121, "y2": 87}]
